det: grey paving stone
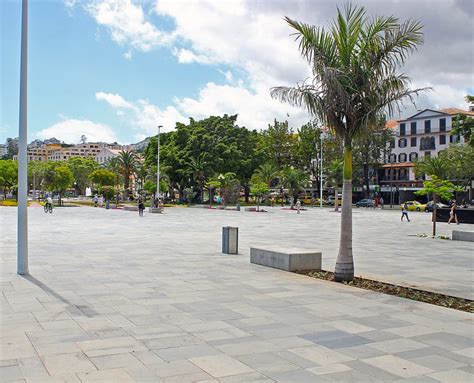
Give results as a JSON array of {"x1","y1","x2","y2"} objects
[{"x1": 0, "y1": 206, "x2": 473, "y2": 381}]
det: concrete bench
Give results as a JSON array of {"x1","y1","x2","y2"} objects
[
  {"x1": 123, "y1": 206, "x2": 138, "y2": 211},
  {"x1": 250, "y1": 247, "x2": 322, "y2": 272},
  {"x1": 149, "y1": 207, "x2": 163, "y2": 213},
  {"x1": 452, "y1": 230, "x2": 474, "y2": 242}
]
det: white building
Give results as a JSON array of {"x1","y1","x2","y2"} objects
[
  {"x1": 380, "y1": 107, "x2": 474, "y2": 201},
  {"x1": 95, "y1": 147, "x2": 122, "y2": 165}
]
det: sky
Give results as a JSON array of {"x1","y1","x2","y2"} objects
[{"x1": 1, "y1": 0, "x2": 473, "y2": 145}]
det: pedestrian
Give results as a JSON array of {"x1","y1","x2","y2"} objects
[
  {"x1": 296, "y1": 199, "x2": 301, "y2": 214},
  {"x1": 380, "y1": 196, "x2": 384, "y2": 209},
  {"x1": 99, "y1": 194, "x2": 104, "y2": 208},
  {"x1": 138, "y1": 196, "x2": 145, "y2": 217},
  {"x1": 401, "y1": 202, "x2": 410, "y2": 222},
  {"x1": 448, "y1": 202, "x2": 459, "y2": 225},
  {"x1": 374, "y1": 195, "x2": 379, "y2": 209},
  {"x1": 93, "y1": 193, "x2": 98, "y2": 207}
]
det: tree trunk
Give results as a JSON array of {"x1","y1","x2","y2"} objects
[
  {"x1": 244, "y1": 185, "x2": 250, "y2": 203},
  {"x1": 432, "y1": 193, "x2": 438, "y2": 236},
  {"x1": 335, "y1": 144, "x2": 354, "y2": 282},
  {"x1": 363, "y1": 162, "x2": 370, "y2": 199},
  {"x1": 334, "y1": 187, "x2": 339, "y2": 212}
]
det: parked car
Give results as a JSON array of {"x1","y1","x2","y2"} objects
[
  {"x1": 355, "y1": 199, "x2": 374, "y2": 208},
  {"x1": 400, "y1": 200, "x2": 426, "y2": 212},
  {"x1": 425, "y1": 201, "x2": 449, "y2": 212}
]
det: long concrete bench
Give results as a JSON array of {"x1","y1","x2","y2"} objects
[
  {"x1": 250, "y1": 247, "x2": 322, "y2": 272},
  {"x1": 123, "y1": 206, "x2": 138, "y2": 211},
  {"x1": 452, "y1": 230, "x2": 474, "y2": 242}
]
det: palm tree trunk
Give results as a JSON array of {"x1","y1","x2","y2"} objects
[
  {"x1": 334, "y1": 187, "x2": 339, "y2": 212},
  {"x1": 335, "y1": 145, "x2": 354, "y2": 282}
]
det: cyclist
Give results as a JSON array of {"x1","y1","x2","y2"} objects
[{"x1": 45, "y1": 194, "x2": 53, "y2": 212}]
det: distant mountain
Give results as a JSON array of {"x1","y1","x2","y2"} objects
[{"x1": 131, "y1": 137, "x2": 151, "y2": 152}]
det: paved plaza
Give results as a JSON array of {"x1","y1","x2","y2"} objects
[{"x1": 0, "y1": 206, "x2": 473, "y2": 382}]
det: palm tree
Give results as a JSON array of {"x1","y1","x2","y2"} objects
[
  {"x1": 280, "y1": 167, "x2": 307, "y2": 208},
  {"x1": 104, "y1": 157, "x2": 122, "y2": 207},
  {"x1": 271, "y1": 4, "x2": 427, "y2": 281},
  {"x1": 187, "y1": 153, "x2": 213, "y2": 203},
  {"x1": 117, "y1": 150, "x2": 138, "y2": 200},
  {"x1": 254, "y1": 163, "x2": 279, "y2": 187}
]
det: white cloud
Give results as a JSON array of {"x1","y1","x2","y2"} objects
[
  {"x1": 85, "y1": 0, "x2": 173, "y2": 52},
  {"x1": 96, "y1": 92, "x2": 136, "y2": 109},
  {"x1": 78, "y1": 0, "x2": 473, "y2": 131},
  {"x1": 36, "y1": 119, "x2": 118, "y2": 143},
  {"x1": 96, "y1": 91, "x2": 188, "y2": 137}
]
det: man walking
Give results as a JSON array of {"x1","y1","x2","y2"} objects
[{"x1": 401, "y1": 202, "x2": 410, "y2": 222}]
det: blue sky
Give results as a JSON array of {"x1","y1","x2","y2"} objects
[{"x1": 1, "y1": 0, "x2": 473, "y2": 144}]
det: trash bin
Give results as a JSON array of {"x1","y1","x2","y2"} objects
[{"x1": 222, "y1": 226, "x2": 238, "y2": 254}]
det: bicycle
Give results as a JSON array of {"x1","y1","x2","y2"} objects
[{"x1": 44, "y1": 203, "x2": 53, "y2": 213}]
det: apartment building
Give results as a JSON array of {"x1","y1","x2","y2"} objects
[
  {"x1": 379, "y1": 107, "x2": 474, "y2": 201},
  {"x1": 95, "y1": 147, "x2": 122, "y2": 164},
  {"x1": 47, "y1": 143, "x2": 103, "y2": 161}
]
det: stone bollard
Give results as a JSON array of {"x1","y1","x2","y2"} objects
[{"x1": 222, "y1": 226, "x2": 238, "y2": 254}]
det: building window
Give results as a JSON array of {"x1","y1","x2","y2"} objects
[
  {"x1": 409, "y1": 152, "x2": 418, "y2": 162},
  {"x1": 389, "y1": 154, "x2": 396, "y2": 163},
  {"x1": 411, "y1": 137, "x2": 417, "y2": 147},
  {"x1": 440, "y1": 118, "x2": 446, "y2": 132},
  {"x1": 398, "y1": 138, "x2": 407, "y2": 148},
  {"x1": 398, "y1": 153, "x2": 407, "y2": 162},
  {"x1": 424, "y1": 120, "x2": 431, "y2": 133},
  {"x1": 420, "y1": 136, "x2": 436, "y2": 150},
  {"x1": 440, "y1": 134, "x2": 446, "y2": 145},
  {"x1": 424, "y1": 151, "x2": 431, "y2": 158},
  {"x1": 389, "y1": 138, "x2": 395, "y2": 148},
  {"x1": 400, "y1": 123, "x2": 406, "y2": 136},
  {"x1": 411, "y1": 122, "x2": 417, "y2": 135}
]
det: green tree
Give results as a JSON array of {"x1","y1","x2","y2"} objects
[
  {"x1": 451, "y1": 95, "x2": 474, "y2": 147},
  {"x1": 205, "y1": 178, "x2": 221, "y2": 208},
  {"x1": 27, "y1": 161, "x2": 47, "y2": 199},
  {"x1": 43, "y1": 162, "x2": 74, "y2": 206},
  {"x1": 326, "y1": 159, "x2": 344, "y2": 211},
  {"x1": 415, "y1": 176, "x2": 462, "y2": 236},
  {"x1": 259, "y1": 119, "x2": 297, "y2": 169},
  {"x1": 187, "y1": 153, "x2": 213, "y2": 203},
  {"x1": 353, "y1": 117, "x2": 394, "y2": 198},
  {"x1": 89, "y1": 169, "x2": 115, "y2": 187},
  {"x1": 117, "y1": 150, "x2": 138, "y2": 199},
  {"x1": 0, "y1": 159, "x2": 18, "y2": 198},
  {"x1": 271, "y1": 5, "x2": 426, "y2": 281},
  {"x1": 280, "y1": 167, "x2": 307, "y2": 208},
  {"x1": 253, "y1": 163, "x2": 279, "y2": 187},
  {"x1": 67, "y1": 157, "x2": 98, "y2": 195},
  {"x1": 250, "y1": 181, "x2": 269, "y2": 212}
]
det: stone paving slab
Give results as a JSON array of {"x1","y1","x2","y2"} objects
[{"x1": 0, "y1": 206, "x2": 473, "y2": 382}]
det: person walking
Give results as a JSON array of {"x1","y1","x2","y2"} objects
[
  {"x1": 401, "y1": 202, "x2": 410, "y2": 222},
  {"x1": 380, "y1": 196, "x2": 384, "y2": 209},
  {"x1": 93, "y1": 193, "x2": 98, "y2": 207},
  {"x1": 138, "y1": 196, "x2": 145, "y2": 217},
  {"x1": 99, "y1": 194, "x2": 104, "y2": 208},
  {"x1": 448, "y1": 202, "x2": 459, "y2": 225},
  {"x1": 296, "y1": 199, "x2": 301, "y2": 214}
]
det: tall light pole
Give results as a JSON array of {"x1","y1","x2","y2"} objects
[
  {"x1": 18, "y1": 0, "x2": 28, "y2": 275},
  {"x1": 156, "y1": 125, "x2": 162, "y2": 206},
  {"x1": 319, "y1": 131, "x2": 324, "y2": 209}
]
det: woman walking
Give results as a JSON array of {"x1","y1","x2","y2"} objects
[
  {"x1": 138, "y1": 196, "x2": 145, "y2": 217},
  {"x1": 448, "y1": 202, "x2": 459, "y2": 225}
]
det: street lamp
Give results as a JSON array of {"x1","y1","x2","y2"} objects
[
  {"x1": 156, "y1": 125, "x2": 162, "y2": 207},
  {"x1": 17, "y1": 0, "x2": 28, "y2": 275},
  {"x1": 319, "y1": 130, "x2": 324, "y2": 209}
]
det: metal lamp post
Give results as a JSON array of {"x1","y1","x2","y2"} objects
[
  {"x1": 319, "y1": 131, "x2": 324, "y2": 209},
  {"x1": 17, "y1": 0, "x2": 28, "y2": 275},
  {"x1": 156, "y1": 125, "x2": 162, "y2": 207}
]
